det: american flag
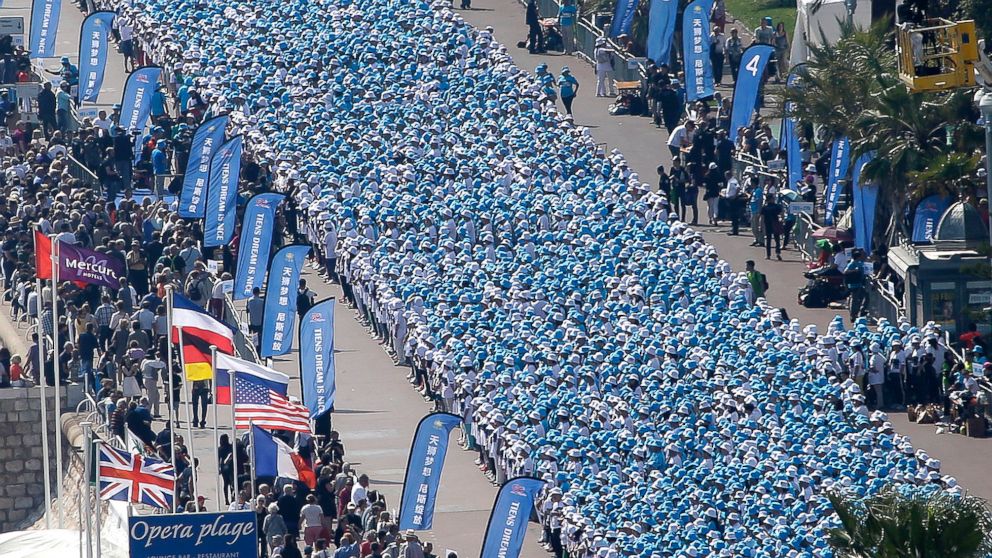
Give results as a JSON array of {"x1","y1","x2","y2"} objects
[
  {"x1": 235, "y1": 373, "x2": 311, "y2": 432},
  {"x1": 99, "y1": 444, "x2": 175, "y2": 509}
]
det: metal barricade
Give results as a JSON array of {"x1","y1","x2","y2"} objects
[
  {"x1": 519, "y1": 0, "x2": 645, "y2": 84},
  {"x1": 154, "y1": 174, "x2": 181, "y2": 197},
  {"x1": 794, "y1": 213, "x2": 819, "y2": 262},
  {"x1": 223, "y1": 293, "x2": 261, "y2": 364},
  {"x1": 865, "y1": 275, "x2": 906, "y2": 325},
  {"x1": 64, "y1": 153, "x2": 103, "y2": 196}
]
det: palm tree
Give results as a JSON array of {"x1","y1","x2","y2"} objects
[
  {"x1": 828, "y1": 486, "x2": 992, "y2": 558},
  {"x1": 784, "y1": 19, "x2": 896, "y2": 138},
  {"x1": 784, "y1": 20, "x2": 984, "y2": 246},
  {"x1": 854, "y1": 85, "x2": 957, "y2": 238}
]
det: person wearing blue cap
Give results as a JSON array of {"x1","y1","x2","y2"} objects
[
  {"x1": 110, "y1": 103, "x2": 122, "y2": 126},
  {"x1": 151, "y1": 83, "x2": 169, "y2": 123},
  {"x1": 151, "y1": 139, "x2": 171, "y2": 179},
  {"x1": 44, "y1": 56, "x2": 79, "y2": 90},
  {"x1": 54, "y1": 82, "x2": 72, "y2": 133},
  {"x1": 557, "y1": 67, "x2": 579, "y2": 116}
]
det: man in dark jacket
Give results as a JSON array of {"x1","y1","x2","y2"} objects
[
  {"x1": 526, "y1": 0, "x2": 543, "y2": 54},
  {"x1": 658, "y1": 84, "x2": 682, "y2": 135},
  {"x1": 278, "y1": 484, "x2": 302, "y2": 537},
  {"x1": 37, "y1": 83, "x2": 57, "y2": 138},
  {"x1": 112, "y1": 127, "x2": 134, "y2": 192}
]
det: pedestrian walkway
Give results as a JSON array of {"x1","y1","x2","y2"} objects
[
  {"x1": 455, "y1": 0, "x2": 836, "y2": 330},
  {"x1": 7, "y1": 0, "x2": 129, "y2": 113},
  {"x1": 4, "y1": 0, "x2": 992, "y2": 555},
  {"x1": 259, "y1": 269, "x2": 546, "y2": 557}
]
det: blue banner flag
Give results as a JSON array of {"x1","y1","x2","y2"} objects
[
  {"x1": 233, "y1": 192, "x2": 284, "y2": 299},
  {"x1": 646, "y1": 0, "x2": 678, "y2": 65},
  {"x1": 851, "y1": 152, "x2": 877, "y2": 252},
  {"x1": 683, "y1": 0, "x2": 715, "y2": 101},
  {"x1": 397, "y1": 412, "x2": 462, "y2": 531},
  {"x1": 77, "y1": 11, "x2": 114, "y2": 103},
  {"x1": 610, "y1": 0, "x2": 640, "y2": 37},
  {"x1": 260, "y1": 245, "x2": 311, "y2": 358},
  {"x1": 119, "y1": 66, "x2": 161, "y2": 133},
  {"x1": 179, "y1": 114, "x2": 229, "y2": 218},
  {"x1": 823, "y1": 137, "x2": 850, "y2": 225},
  {"x1": 203, "y1": 135, "x2": 243, "y2": 247},
  {"x1": 29, "y1": 0, "x2": 61, "y2": 59},
  {"x1": 128, "y1": 511, "x2": 256, "y2": 558},
  {"x1": 480, "y1": 477, "x2": 547, "y2": 558},
  {"x1": 911, "y1": 195, "x2": 952, "y2": 243},
  {"x1": 728, "y1": 45, "x2": 774, "y2": 143},
  {"x1": 782, "y1": 66, "x2": 804, "y2": 190},
  {"x1": 300, "y1": 299, "x2": 336, "y2": 419}
]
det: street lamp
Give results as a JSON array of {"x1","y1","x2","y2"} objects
[
  {"x1": 977, "y1": 89, "x2": 992, "y2": 313},
  {"x1": 979, "y1": 91, "x2": 992, "y2": 243}
]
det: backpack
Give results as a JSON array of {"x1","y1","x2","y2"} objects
[
  {"x1": 186, "y1": 279, "x2": 203, "y2": 301},
  {"x1": 761, "y1": 273, "x2": 769, "y2": 292}
]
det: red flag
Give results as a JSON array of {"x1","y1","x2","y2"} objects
[
  {"x1": 290, "y1": 453, "x2": 317, "y2": 489},
  {"x1": 35, "y1": 231, "x2": 52, "y2": 280}
]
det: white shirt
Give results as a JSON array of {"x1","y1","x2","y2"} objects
[
  {"x1": 93, "y1": 117, "x2": 113, "y2": 131},
  {"x1": 350, "y1": 483, "x2": 368, "y2": 506},
  {"x1": 119, "y1": 22, "x2": 134, "y2": 41},
  {"x1": 964, "y1": 375, "x2": 979, "y2": 395},
  {"x1": 300, "y1": 503, "x2": 323, "y2": 527},
  {"x1": 323, "y1": 228, "x2": 338, "y2": 258},
  {"x1": 667, "y1": 125, "x2": 693, "y2": 149},
  {"x1": 868, "y1": 353, "x2": 886, "y2": 385},
  {"x1": 725, "y1": 177, "x2": 740, "y2": 198}
]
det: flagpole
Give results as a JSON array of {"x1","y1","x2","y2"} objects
[
  {"x1": 229, "y1": 368, "x2": 238, "y2": 503},
  {"x1": 179, "y1": 328, "x2": 199, "y2": 510},
  {"x1": 211, "y1": 345, "x2": 221, "y2": 512},
  {"x1": 51, "y1": 236, "x2": 64, "y2": 528},
  {"x1": 166, "y1": 285, "x2": 178, "y2": 513},
  {"x1": 81, "y1": 422, "x2": 93, "y2": 558},
  {"x1": 94, "y1": 440, "x2": 102, "y2": 558},
  {"x1": 248, "y1": 420, "x2": 256, "y2": 493},
  {"x1": 34, "y1": 228, "x2": 52, "y2": 528}
]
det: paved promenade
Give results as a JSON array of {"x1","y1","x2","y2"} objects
[{"x1": 1, "y1": 0, "x2": 990, "y2": 555}]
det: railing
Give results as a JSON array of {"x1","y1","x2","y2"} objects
[
  {"x1": 153, "y1": 174, "x2": 181, "y2": 197},
  {"x1": 531, "y1": 0, "x2": 645, "y2": 82},
  {"x1": 224, "y1": 293, "x2": 261, "y2": 364},
  {"x1": 794, "y1": 212, "x2": 819, "y2": 261},
  {"x1": 865, "y1": 274, "x2": 906, "y2": 326},
  {"x1": 64, "y1": 153, "x2": 104, "y2": 197}
]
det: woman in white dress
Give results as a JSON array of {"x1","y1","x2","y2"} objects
[{"x1": 121, "y1": 342, "x2": 144, "y2": 398}]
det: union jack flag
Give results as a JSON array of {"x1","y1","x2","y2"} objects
[{"x1": 99, "y1": 444, "x2": 175, "y2": 509}]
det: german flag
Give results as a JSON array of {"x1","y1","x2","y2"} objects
[{"x1": 171, "y1": 293, "x2": 236, "y2": 381}]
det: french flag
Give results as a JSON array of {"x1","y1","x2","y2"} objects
[
  {"x1": 252, "y1": 425, "x2": 316, "y2": 488},
  {"x1": 215, "y1": 352, "x2": 288, "y2": 405}
]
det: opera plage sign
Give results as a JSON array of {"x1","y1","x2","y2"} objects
[{"x1": 128, "y1": 511, "x2": 257, "y2": 558}]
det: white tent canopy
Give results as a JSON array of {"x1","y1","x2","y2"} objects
[
  {"x1": 0, "y1": 529, "x2": 127, "y2": 558},
  {"x1": 791, "y1": 0, "x2": 873, "y2": 65},
  {"x1": 0, "y1": 501, "x2": 130, "y2": 558}
]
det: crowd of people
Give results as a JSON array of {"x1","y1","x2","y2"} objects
[
  {"x1": 86, "y1": 0, "x2": 992, "y2": 556},
  {"x1": 0, "y1": 0, "x2": 988, "y2": 556}
]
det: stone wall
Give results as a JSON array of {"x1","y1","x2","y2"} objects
[{"x1": 0, "y1": 387, "x2": 66, "y2": 531}]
